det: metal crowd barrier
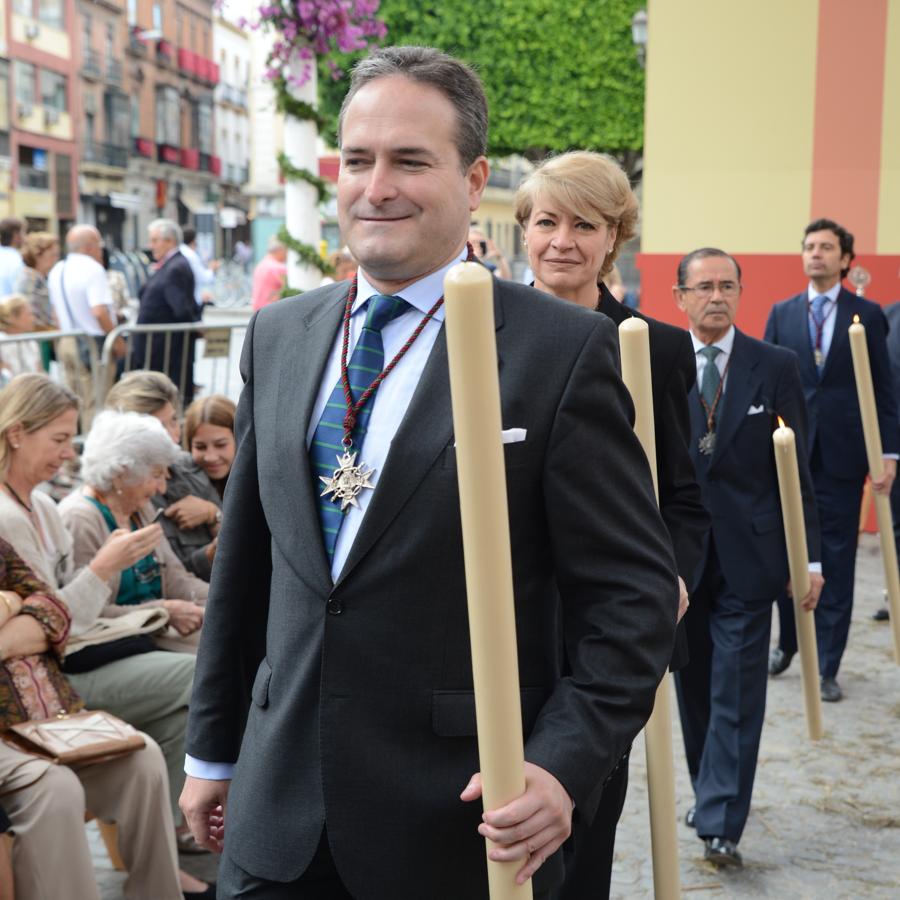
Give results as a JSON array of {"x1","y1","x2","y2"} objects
[
  {"x1": 0, "y1": 321, "x2": 248, "y2": 420},
  {"x1": 98, "y1": 320, "x2": 249, "y2": 410}
]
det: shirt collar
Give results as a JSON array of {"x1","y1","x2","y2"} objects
[
  {"x1": 690, "y1": 324, "x2": 735, "y2": 357},
  {"x1": 353, "y1": 247, "x2": 469, "y2": 322},
  {"x1": 807, "y1": 281, "x2": 841, "y2": 304}
]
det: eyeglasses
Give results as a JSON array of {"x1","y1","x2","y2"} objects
[{"x1": 677, "y1": 281, "x2": 740, "y2": 299}]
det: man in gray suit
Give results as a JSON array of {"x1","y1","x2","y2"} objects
[{"x1": 181, "y1": 46, "x2": 678, "y2": 899}]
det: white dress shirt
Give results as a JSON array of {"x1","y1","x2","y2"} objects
[
  {"x1": 185, "y1": 248, "x2": 466, "y2": 779},
  {"x1": 689, "y1": 325, "x2": 820, "y2": 573},
  {"x1": 180, "y1": 242, "x2": 215, "y2": 308}
]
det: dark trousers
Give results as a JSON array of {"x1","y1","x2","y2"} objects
[
  {"x1": 556, "y1": 753, "x2": 630, "y2": 900},
  {"x1": 675, "y1": 546, "x2": 771, "y2": 843},
  {"x1": 219, "y1": 828, "x2": 553, "y2": 899},
  {"x1": 777, "y1": 457, "x2": 865, "y2": 678},
  {"x1": 218, "y1": 830, "x2": 354, "y2": 899}
]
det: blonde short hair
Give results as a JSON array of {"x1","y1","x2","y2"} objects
[
  {"x1": 514, "y1": 151, "x2": 639, "y2": 279},
  {"x1": 105, "y1": 370, "x2": 180, "y2": 417},
  {"x1": 0, "y1": 374, "x2": 78, "y2": 478},
  {"x1": 21, "y1": 231, "x2": 58, "y2": 269},
  {"x1": 0, "y1": 294, "x2": 29, "y2": 329}
]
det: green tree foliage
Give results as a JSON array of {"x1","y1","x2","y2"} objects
[{"x1": 318, "y1": 0, "x2": 645, "y2": 166}]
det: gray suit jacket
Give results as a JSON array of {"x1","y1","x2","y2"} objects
[{"x1": 186, "y1": 278, "x2": 678, "y2": 899}]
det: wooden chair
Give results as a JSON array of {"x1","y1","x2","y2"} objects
[{"x1": 85, "y1": 812, "x2": 125, "y2": 871}]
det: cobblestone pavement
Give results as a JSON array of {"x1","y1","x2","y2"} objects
[
  {"x1": 613, "y1": 533, "x2": 900, "y2": 899},
  {"x1": 93, "y1": 534, "x2": 900, "y2": 898}
]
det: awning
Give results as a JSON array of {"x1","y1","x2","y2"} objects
[
  {"x1": 180, "y1": 193, "x2": 217, "y2": 215},
  {"x1": 219, "y1": 206, "x2": 247, "y2": 228},
  {"x1": 109, "y1": 191, "x2": 143, "y2": 210}
]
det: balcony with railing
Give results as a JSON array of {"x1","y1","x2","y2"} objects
[
  {"x1": 178, "y1": 48, "x2": 197, "y2": 75},
  {"x1": 127, "y1": 27, "x2": 148, "y2": 56},
  {"x1": 83, "y1": 141, "x2": 128, "y2": 169},
  {"x1": 83, "y1": 48, "x2": 102, "y2": 80},
  {"x1": 180, "y1": 147, "x2": 200, "y2": 170},
  {"x1": 107, "y1": 59, "x2": 122, "y2": 85},
  {"x1": 157, "y1": 38, "x2": 173, "y2": 64},
  {"x1": 157, "y1": 143, "x2": 179, "y2": 164},
  {"x1": 134, "y1": 137, "x2": 155, "y2": 158}
]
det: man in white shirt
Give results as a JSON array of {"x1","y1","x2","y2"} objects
[
  {"x1": 47, "y1": 225, "x2": 118, "y2": 427},
  {"x1": 0, "y1": 218, "x2": 25, "y2": 295},
  {"x1": 179, "y1": 225, "x2": 217, "y2": 309}
]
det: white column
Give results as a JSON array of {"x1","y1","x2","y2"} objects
[{"x1": 283, "y1": 55, "x2": 322, "y2": 291}]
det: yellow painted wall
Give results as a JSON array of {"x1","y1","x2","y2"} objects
[
  {"x1": 15, "y1": 106, "x2": 73, "y2": 142},
  {"x1": 642, "y1": 0, "x2": 819, "y2": 253},
  {"x1": 11, "y1": 14, "x2": 71, "y2": 58},
  {"x1": 878, "y1": 0, "x2": 900, "y2": 254},
  {"x1": 13, "y1": 189, "x2": 54, "y2": 219}
]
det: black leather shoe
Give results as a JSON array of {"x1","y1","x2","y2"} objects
[
  {"x1": 768, "y1": 647, "x2": 794, "y2": 676},
  {"x1": 183, "y1": 885, "x2": 216, "y2": 900},
  {"x1": 820, "y1": 677, "x2": 842, "y2": 702},
  {"x1": 873, "y1": 607, "x2": 890, "y2": 621},
  {"x1": 704, "y1": 837, "x2": 742, "y2": 868},
  {"x1": 685, "y1": 806, "x2": 696, "y2": 828}
]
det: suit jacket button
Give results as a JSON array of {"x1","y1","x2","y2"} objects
[{"x1": 327, "y1": 598, "x2": 343, "y2": 615}]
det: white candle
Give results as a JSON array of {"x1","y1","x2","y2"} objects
[
  {"x1": 848, "y1": 317, "x2": 900, "y2": 663},
  {"x1": 772, "y1": 420, "x2": 824, "y2": 740},
  {"x1": 444, "y1": 262, "x2": 531, "y2": 900},
  {"x1": 618, "y1": 318, "x2": 680, "y2": 900}
]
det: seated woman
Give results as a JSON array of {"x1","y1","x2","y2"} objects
[
  {"x1": 0, "y1": 295, "x2": 42, "y2": 383},
  {"x1": 0, "y1": 534, "x2": 213, "y2": 899},
  {"x1": 58, "y1": 409, "x2": 209, "y2": 653},
  {"x1": 183, "y1": 394, "x2": 236, "y2": 501},
  {"x1": 0, "y1": 373, "x2": 201, "y2": 850},
  {"x1": 106, "y1": 372, "x2": 222, "y2": 580}
]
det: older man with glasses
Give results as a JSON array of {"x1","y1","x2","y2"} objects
[{"x1": 672, "y1": 247, "x2": 822, "y2": 869}]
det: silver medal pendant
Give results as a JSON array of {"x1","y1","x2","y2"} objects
[
  {"x1": 698, "y1": 431, "x2": 716, "y2": 456},
  {"x1": 319, "y1": 450, "x2": 376, "y2": 510}
]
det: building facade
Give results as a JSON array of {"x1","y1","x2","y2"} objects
[
  {"x1": 212, "y1": 10, "x2": 249, "y2": 259},
  {"x1": 121, "y1": 0, "x2": 218, "y2": 251},
  {"x1": 4, "y1": 0, "x2": 78, "y2": 236}
]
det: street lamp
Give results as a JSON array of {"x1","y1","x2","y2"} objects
[{"x1": 631, "y1": 9, "x2": 648, "y2": 68}]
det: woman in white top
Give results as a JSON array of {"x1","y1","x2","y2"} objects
[
  {"x1": 0, "y1": 374, "x2": 214, "y2": 887},
  {"x1": 0, "y1": 294, "x2": 42, "y2": 382}
]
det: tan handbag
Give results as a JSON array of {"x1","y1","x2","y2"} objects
[{"x1": 6, "y1": 710, "x2": 145, "y2": 766}]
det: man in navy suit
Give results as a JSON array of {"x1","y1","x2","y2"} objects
[
  {"x1": 764, "y1": 219, "x2": 898, "y2": 701},
  {"x1": 132, "y1": 219, "x2": 200, "y2": 403},
  {"x1": 673, "y1": 248, "x2": 822, "y2": 868}
]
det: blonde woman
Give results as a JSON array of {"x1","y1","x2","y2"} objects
[
  {"x1": 0, "y1": 294, "x2": 41, "y2": 380},
  {"x1": 0, "y1": 374, "x2": 213, "y2": 892},
  {"x1": 106, "y1": 371, "x2": 223, "y2": 579}
]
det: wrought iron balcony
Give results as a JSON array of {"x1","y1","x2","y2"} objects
[{"x1": 83, "y1": 141, "x2": 128, "y2": 168}]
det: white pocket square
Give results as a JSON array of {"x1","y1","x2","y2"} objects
[
  {"x1": 747, "y1": 404, "x2": 765, "y2": 416},
  {"x1": 501, "y1": 428, "x2": 527, "y2": 444},
  {"x1": 456, "y1": 428, "x2": 527, "y2": 448}
]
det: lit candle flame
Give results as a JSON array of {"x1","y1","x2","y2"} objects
[
  {"x1": 853, "y1": 314, "x2": 861, "y2": 324},
  {"x1": 777, "y1": 416, "x2": 787, "y2": 429}
]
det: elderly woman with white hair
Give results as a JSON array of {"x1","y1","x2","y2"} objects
[
  {"x1": 59, "y1": 408, "x2": 209, "y2": 649},
  {"x1": 131, "y1": 217, "x2": 201, "y2": 402}
]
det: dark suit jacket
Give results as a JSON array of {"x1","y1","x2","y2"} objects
[
  {"x1": 132, "y1": 250, "x2": 199, "y2": 391},
  {"x1": 764, "y1": 286, "x2": 899, "y2": 479},
  {"x1": 689, "y1": 329, "x2": 820, "y2": 598},
  {"x1": 597, "y1": 285, "x2": 709, "y2": 669},
  {"x1": 883, "y1": 302, "x2": 900, "y2": 405},
  {"x1": 186, "y1": 278, "x2": 679, "y2": 899}
]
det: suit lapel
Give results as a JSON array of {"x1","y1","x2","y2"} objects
[
  {"x1": 334, "y1": 288, "x2": 506, "y2": 590},
  {"x1": 274, "y1": 287, "x2": 349, "y2": 593},
  {"x1": 709, "y1": 330, "x2": 760, "y2": 469}
]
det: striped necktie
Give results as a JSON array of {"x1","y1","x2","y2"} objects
[{"x1": 309, "y1": 293, "x2": 409, "y2": 563}]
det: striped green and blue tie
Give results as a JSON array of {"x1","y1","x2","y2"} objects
[{"x1": 310, "y1": 293, "x2": 409, "y2": 563}]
